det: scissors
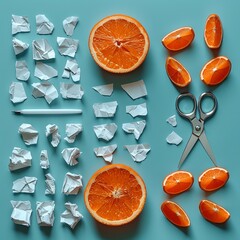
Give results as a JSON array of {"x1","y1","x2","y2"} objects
[{"x1": 176, "y1": 92, "x2": 218, "y2": 169}]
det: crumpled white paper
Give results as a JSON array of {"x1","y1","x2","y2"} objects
[
  {"x1": 60, "y1": 83, "x2": 84, "y2": 99},
  {"x1": 62, "y1": 172, "x2": 83, "y2": 195},
  {"x1": 93, "y1": 101, "x2": 118, "y2": 118},
  {"x1": 61, "y1": 148, "x2": 81, "y2": 166},
  {"x1": 63, "y1": 16, "x2": 79, "y2": 36},
  {"x1": 11, "y1": 201, "x2": 32, "y2": 227},
  {"x1": 92, "y1": 83, "x2": 113, "y2": 96},
  {"x1": 62, "y1": 59, "x2": 80, "y2": 82},
  {"x1": 18, "y1": 123, "x2": 39, "y2": 145},
  {"x1": 12, "y1": 176, "x2": 37, "y2": 193},
  {"x1": 9, "y1": 147, "x2": 32, "y2": 171},
  {"x1": 166, "y1": 131, "x2": 182, "y2": 145},
  {"x1": 12, "y1": 15, "x2": 30, "y2": 35},
  {"x1": 93, "y1": 123, "x2": 117, "y2": 141},
  {"x1": 57, "y1": 37, "x2": 79, "y2": 57},
  {"x1": 166, "y1": 115, "x2": 177, "y2": 127},
  {"x1": 94, "y1": 144, "x2": 117, "y2": 163},
  {"x1": 12, "y1": 38, "x2": 29, "y2": 55},
  {"x1": 16, "y1": 60, "x2": 30, "y2": 81},
  {"x1": 60, "y1": 202, "x2": 83, "y2": 229},
  {"x1": 121, "y1": 80, "x2": 147, "y2": 100},
  {"x1": 45, "y1": 173, "x2": 55, "y2": 195},
  {"x1": 46, "y1": 124, "x2": 61, "y2": 147},
  {"x1": 36, "y1": 14, "x2": 54, "y2": 35},
  {"x1": 32, "y1": 39, "x2": 55, "y2": 60},
  {"x1": 34, "y1": 62, "x2": 58, "y2": 81},
  {"x1": 9, "y1": 82, "x2": 27, "y2": 103},
  {"x1": 126, "y1": 103, "x2": 148, "y2": 118},
  {"x1": 36, "y1": 201, "x2": 55, "y2": 226},
  {"x1": 32, "y1": 82, "x2": 58, "y2": 104},
  {"x1": 122, "y1": 120, "x2": 146, "y2": 140},
  {"x1": 40, "y1": 150, "x2": 49, "y2": 169},
  {"x1": 65, "y1": 123, "x2": 83, "y2": 143},
  {"x1": 125, "y1": 144, "x2": 151, "y2": 162}
]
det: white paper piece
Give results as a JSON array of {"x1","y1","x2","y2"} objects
[
  {"x1": 126, "y1": 103, "x2": 148, "y2": 118},
  {"x1": 18, "y1": 123, "x2": 39, "y2": 145},
  {"x1": 122, "y1": 120, "x2": 146, "y2": 140},
  {"x1": 36, "y1": 201, "x2": 55, "y2": 226},
  {"x1": 60, "y1": 83, "x2": 84, "y2": 99},
  {"x1": 45, "y1": 173, "x2": 55, "y2": 195},
  {"x1": 62, "y1": 59, "x2": 80, "y2": 82},
  {"x1": 12, "y1": 15, "x2": 30, "y2": 35},
  {"x1": 61, "y1": 148, "x2": 81, "y2": 166},
  {"x1": 46, "y1": 124, "x2": 61, "y2": 147},
  {"x1": 93, "y1": 101, "x2": 118, "y2": 118},
  {"x1": 166, "y1": 115, "x2": 177, "y2": 127},
  {"x1": 36, "y1": 14, "x2": 54, "y2": 35},
  {"x1": 166, "y1": 131, "x2": 182, "y2": 145},
  {"x1": 34, "y1": 62, "x2": 58, "y2": 81},
  {"x1": 57, "y1": 37, "x2": 79, "y2": 57},
  {"x1": 32, "y1": 82, "x2": 58, "y2": 104},
  {"x1": 9, "y1": 147, "x2": 32, "y2": 171},
  {"x1": 92, "y1": 83, "x2": 113, "y2": 96},
  {"x1": 12, "y1": 38, "x2": 29, "y2": 55},
  {"x1": 65, "y1": 123, "x2": 83, "y2": 143},
  {"x1": 94, "y1": 144, "x2": 117, "y2": 163},
  {"x1": 121, "y1": 80, "x2": 147, "y2": 100},
  {"x1": 93, "y1": 123, "x2": 117, "y2": 141},
  {"x1": 16, "y1": 60, "x2": 30, "y2": 81},
  {"x1": 125, "y1": 144, "x2": 151, "y2": 162},
  {"x1": 12, "y1": 176, "x2": 37, "y2": 193},
  {"x1": 62, "y1": 172, "x2": 83, "y2": 195},
  {"x1": 61, "y1": 202, "x2": 83, "y2": 229},
  {"x1": 63, "y1": 16, "x2": 79, "y2": 36},
  {"x1": 9, "y1": 82, "x2": 27, "y2": 103},
  {"x1": 40, "y1": 150, "x2": 49, "y2": 169},
  {"x1": 11, "y1": 201, "x2": 32, "y2": 227},
  {"x1": 32, "y1": 39, "x2": 55, "y2": 60}
]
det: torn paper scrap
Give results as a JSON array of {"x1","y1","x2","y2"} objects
[
  {"x1": 126, "y1": 103, "x2": 148, "y2": 118},
  {"x1": 65, "y1": 123, "x2": 83, "y2": 143},
  {"x1": 166, "y1": 115, "x2": 177, "y2": 127},
  {"x1": 121, "y1": 80, "x2": 147, "y2": 100},
  {"x1": 9, "y1": 147, "x2": 32, "y2": 171},
  {"x1": 60, "y1": 83, "x2": 84, "y2": 99},
  {"x1": 62, "y1": 59, "x2": 80, "y2": 82},
  {"x1": 16, "y1": 60, "x2": 30, "y2": 81},
  {"x1": 166, "y1": 131, "x2": 182, "y2": 145},
  {"x1": 18, "y1": 123, "x2": 39, "y2": 145},
  {"x1": 93, "y1": 123, "x2": 117, "y2": 141},
  {"x1": 36, "y1": 201, "x2": 55, "y2": 227},
  {"x1": 45, "y1": 173, "x2": 55, "y2": 195},
  {"x1": 46, "y1": 124, "x2": 61, "y2": 147},
  {"x1": 94, "y1": 144, "x2": 117, "y2": 163},
  {"x1": 32, "y1": 39, "x2": 55, "y2": 60},
  {"x1": 40, "y1": 150, "x2": 49, "y2": 169},
  {"x1": 12, "y1": 38, "x2": 29, "y2": 55},
  {"x1": 62, "y1": 172, "x2": 83, "y2": 195},
  {"x1": 57, "y1": 37, "x2": 79, "y2": 57},
  {"x1": 61, "y1": 148, "x2": 81, "y2": 166},
  {"x1": 63, "y1": 16, "x2": 79, "y2": 36},
  {"x1": 93, "y1": 101, "x2": 118, "y2": 118},
  {"x1": 34, "y1": 62, "x2": 58, "y2": 81},
  {"x1": 12, "y1": 176, "x2": 37, "y2": 193},
  {"x1": 36, "y1": 14, "x2": 54, "y2": 35},
  {"x1": 32, "y1": 82, "x2": 58, "y2": 104},
  {"x1": 11, "y1": 201, "x2": 32, "y2": 227},
  {"x1": 9, "y1": 82, "x2": 27, "y2": 103},
  {"x1": 12, "y1": 15, "x2": 30, "y2": 35},
  {"x1": 122, "y1": 120, "x2": 146, "y2": 140},
  {"x1": 125, "y1": 144, "x2": 151, "y2": 162},
  {"x1": 60, "y1": 202, "x2": 83, "y2": 229},
  {"x1": 92, "y1": 83, "x2": 113, "y2": 96}
]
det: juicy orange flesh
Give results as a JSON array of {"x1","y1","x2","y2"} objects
[
  {"x1": 92, "y1": 19, "x2": 145, "y2": 70},
  {"x1": 88, "y1": 168, "x2": 143, "y2": 221}
]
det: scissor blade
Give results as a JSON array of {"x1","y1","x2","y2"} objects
[
  {"x1": 199, "y1": 131, "x2": 217, "y2": 166},
  {"x1": 178, "y1": 134, "x2": 198, "y2": 169}
]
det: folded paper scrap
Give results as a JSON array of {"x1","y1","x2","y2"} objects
[
  {"x1": 93, "y1": 101, "x2": 118, "y2": 118},
  {"x1": 64, "y1": 123, "x2": 83, "y2": 143},
  {"x1": 18, "y1": 123, "x2": 39, "y2": 145},
  {"x1": 122, "y1": 120, "x2": 146, "y2": 140},
  {"x1": 62, "y1": 172, "x2": 83, "y2": 195},
  {"x1": 93, "y1": 144, "x2": 117, "y2": 163},
  {"x1": 93, "y1": 123, "x2": 118, "y2": 141},
  {"x1": 36, "y1": 201, "x2": 55, "y2": 226},
  {"x1": 46, "y1": 124, "x2": 61, "y2": 147},
  {"x1": 40, "y1": 150, "x2": 49, "y2": 169},
  {"x1": 12, "y1": 176, "x2": 37, "y2": 193},
  {"x1": 45, "y1": 173, "x2": 55, "y2": 195},
  {"x1": 125, "y1": 144, "x2": 151, "y2": 162},
  {"x1": 61, "y1": 147, "x2": 81, "y2": 166}
]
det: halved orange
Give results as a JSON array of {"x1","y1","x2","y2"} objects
[
  {"x1": 161, "y1": 200, "x2": 190, "y2": 227},
  {"x1": 166, "y1": 57, "x2": 191, "y2": 87},
  {"x1": 162, "y1": 27, "x2": 195, "y2": 51},
  {"x1": 204, "y1": 14, "x2": 223, "y2": 49},
  {"x1": 84, "y1": 164, "x2": 146, "y2": 226},
  {"x1": 200, "y1": 56, "x2": 231, "y2": 85},
  {"x1": 199, "y1": 199, "x2": 230, "y2": 224},
  {"x1": 88, "y1": 14, "x2": 150, "y2": 73}
]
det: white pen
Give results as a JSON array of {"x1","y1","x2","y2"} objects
[{"x1": 13, "y1": 109, "x2": 82, "y2": 115}]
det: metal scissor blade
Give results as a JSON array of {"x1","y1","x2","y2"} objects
[
  {"x1": 178, "y1": 134, "x2": 198, "y2": 169},
  {"x1": 199, "y1": 131, "x2": 217, "y2": 166}
]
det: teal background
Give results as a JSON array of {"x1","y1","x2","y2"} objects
[{"x1": 1, "y1": 0, "x2": 240, "y2": 239}]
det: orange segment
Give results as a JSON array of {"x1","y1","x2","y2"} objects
[
  {"x1": 199, "y1": 199, "x2": 230, "y2": 224},
  {"x1": 198, "y1": 167, "x2": 229, "y2": 192},
  {"x1": 162, "y1": 27, "x2": 195, "y2": 51},
  {"x1": 161, "y1": 200, "x2": 190, "y2": 227},
  {"x1": 204, "y1": 14, "x2": 223, "y2": 49},
  {"x1": 84, "y1": 164, "x2": 146, "y2": 226},
  {"x1": 166, "y1": 57, "x2": 191, "y2": 87},
  {"x1": 88, "y1": 14, "x2": 150, "y2": 73},
  {"x1": 200, "y1": 56, "x2": 231, "y2": 85}
]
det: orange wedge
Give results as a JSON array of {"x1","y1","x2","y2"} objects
[
  {"x1": 166, "y1": 57, "x2": 191, "y2": 87},
  {"x1": 200, "y1": 56, "x2": 231, "y2": 85},
  {"x1": 84, "y1": 164, "x2": 146, "y2": 226},
  {"x1": 204, "y1": 14, "x2": 223, "y2": 49},
  {"x1": 162, "y1": 27, "x2": 195, "y2": 51},
  {"x1": 161, "y1": 200, "x2": 190, "y2": 227},
  {"x1": 88, "y1": 14, "x2": 150, "y2": 73},
  {"x1": 199, "y1": 200, "x2": 230, "y2": 224}
]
